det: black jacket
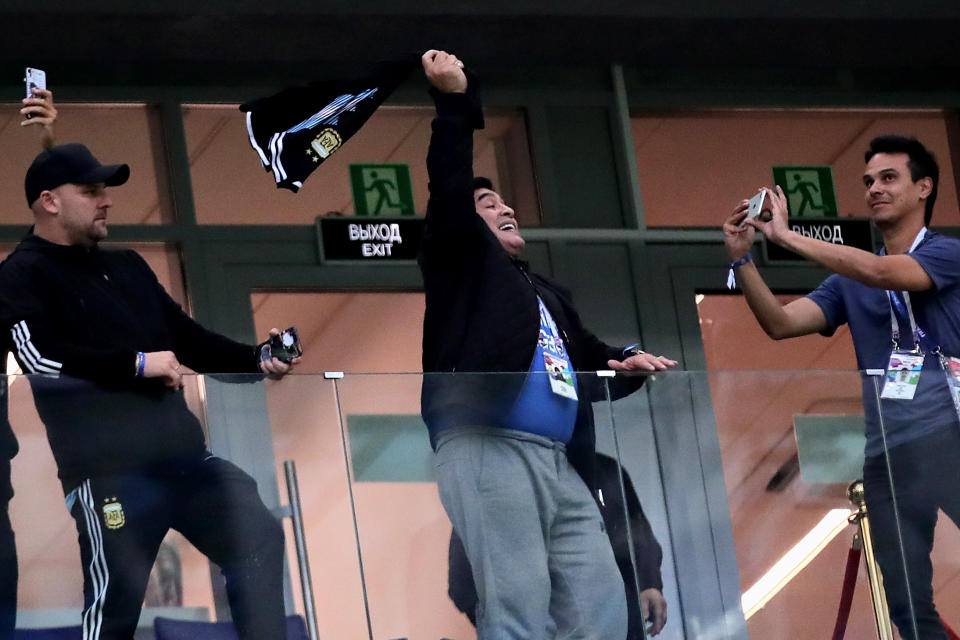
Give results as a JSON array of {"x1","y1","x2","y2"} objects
[
  {"x1": 0, "y1": 235, "x2": 261, "y2": 491},
  {"x1": 418, "y1": 84, "x2": 643, "y2": 479}
]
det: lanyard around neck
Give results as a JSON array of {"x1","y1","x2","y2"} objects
[{"x1": 886, "y1": 227, "x2": 927, "y2": 352}]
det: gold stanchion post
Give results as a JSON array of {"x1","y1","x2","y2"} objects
[{"x1": 848, "y1": 480, "x2": 895, "y2": 640}]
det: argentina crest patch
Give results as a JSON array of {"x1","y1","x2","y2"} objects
[
  {"x1": 310, "y1": 128, "x2": 343, "y2": 160},
  {"x1": 102, "y1": 497, "x2": 125, "y2": 530}
]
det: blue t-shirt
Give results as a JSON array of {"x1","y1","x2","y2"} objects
[
  {"x1": 807, "y1": 231, "x2": 960, "y2": 456},
  {"x1": 502, "y1": 298, "x2": 578, "y2": 442}
]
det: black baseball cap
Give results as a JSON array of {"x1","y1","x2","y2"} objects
[{"x1": 24, "y1": 143, "x2": 130, "y2": 207}]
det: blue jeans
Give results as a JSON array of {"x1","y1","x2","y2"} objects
[{"x1": 863, "y1": 425, "x2": 960, "y2": 640}]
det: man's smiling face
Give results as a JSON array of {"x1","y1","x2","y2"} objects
[
  {"x1": 862, "y1": 152, "x2": 931, "y2": 228},
  {"x1": 474, "y1": 187, "x2": 525, "y2": 256}
]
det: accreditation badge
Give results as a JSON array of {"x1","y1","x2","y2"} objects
[
  {"x1": 880, "y1": 351, "x2": 924, "y2": 400},
  {"x1": 937, "y1": 354, "x2": 960, "y2": 414},
  {"x1": 543, "y1": 353, "x2": 578, "y2": 401}
]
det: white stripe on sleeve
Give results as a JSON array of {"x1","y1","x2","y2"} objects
[{"x1": 11, "y1": 321, "x2": 61, "y2": 375}]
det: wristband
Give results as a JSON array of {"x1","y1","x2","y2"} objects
[
  {"x1": 729, "y1": 253, "x2": 752, "y2": 269},
  {"x1": 136, "y1": 352, "x2": 145, "y2": 378},
  {"x1": 726, "y1": 253, "x2": 752, "y2": 290},
  {"x1": 622, "y1": 343, "x2": 646, "y2": 358}
]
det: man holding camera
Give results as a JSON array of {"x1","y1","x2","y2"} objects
[
  {"x1": 0, "y1": 138, "x2": 299, "y2": 639},
  {"x1": 723, "y1": 136, "x2": 960, "y2": 639},
  {"x1": 419, "y1": 49, "x2": 676, "y2": 639}
]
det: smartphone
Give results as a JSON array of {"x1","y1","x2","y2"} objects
[
  {"x1": 258, "y1": 326, "x2": 303, "y2": 364},
  {"x1": 24, "y1": 67, "x2": 46, "y2": 120},
  {"x1": 25, "y1": 67, "x2": 46, "y2": 99},
  {"x1": 746, "y1": 190, "x2": 766, "y2": 220}
]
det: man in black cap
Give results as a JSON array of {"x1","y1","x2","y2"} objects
[
  {"x1": 1, "y1": 86, "x2": 57, "y2": 640},
  {"x1": 0, "y1": 142, "x2": 299, "y2": 639}
]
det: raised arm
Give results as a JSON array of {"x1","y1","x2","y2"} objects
[
  {"x1": 21, "y1": 88, "x2": 58, "y2": 149},
  {"x1": 421, "y1": 50, "x2": 487, "y2": 247},
  {"x1": 724, "y1": 199, "x2": 829, "y2": 339},
  {"x1": 749, "y1": 186, "x2": 932, "y2": 292}
]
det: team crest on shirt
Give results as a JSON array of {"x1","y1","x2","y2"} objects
[
  {"x1": 309, "y1": 128, "x2": 343, "y2": 160},
  {"x1": 102, "y1": 497, "x2": 125, "y2": 530}
]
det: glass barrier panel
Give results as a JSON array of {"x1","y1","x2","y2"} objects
[
  {"x1": 7, "y1": 371, "x2": 362, "y2": 636},
  {"x1": 7, "y1": 372, "x2": 219, "y2": 632},
  {"x1": 688, "y1": 368, "x2": 875, "y2": 638},
  {"x1": 593, "y1": 370, "x2": 681, "y2": 640},
  {"x1": 871, "y1": 364, "x2": 960, "y2": 640},
  {"x1": 336, "y1": 371, "x2": 677, "y2": 640},
  {"x1": 336, "y1": 371, "x2": 466, "y2": 640},
  {"x1": 11, "y1": 366, "x2": 936, "y2": 637},
  {"x1": 257, "y1": 371, "x2": 368, "y2": 639}
]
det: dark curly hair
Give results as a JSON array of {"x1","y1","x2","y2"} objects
[{"x1": 865, "y1": 136, "x2": 939, "y2": 225}]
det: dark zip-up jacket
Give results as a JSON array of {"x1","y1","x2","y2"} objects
[
  {"x1": 0, "y1": 235, "x2": 260, "y2": 492},
  {"x1": 418, "y1": 82, "x2": 644, "y2": 477}
]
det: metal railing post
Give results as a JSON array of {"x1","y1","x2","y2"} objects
[{"x1": 284, "y1": 459, "x2": 320, "y2": 640}]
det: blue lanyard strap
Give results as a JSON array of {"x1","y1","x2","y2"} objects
[
  {"x1": 886, "y1": 227, "x2": 932, "y2": 353},
  {"x1": 887, "y1": 290, "x2": 924, "y2": 351}
]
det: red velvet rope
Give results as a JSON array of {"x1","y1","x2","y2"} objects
[
  {"x1": 830, "y1": 542, "x2": 960, "y2": 639},
  {"x1": 943, "y1": 617, "x2": 960, "y2": 640},
  {"x1": 832, "y1": 546, "x2": 862, "y2": 640}
]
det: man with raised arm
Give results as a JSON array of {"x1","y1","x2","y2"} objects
[
  {"x1": 723, "y1": 136, "x2": 960, "y2": 639},
  {"x1": 419, "y1": 49, "x2": 676, "y2": 639}
]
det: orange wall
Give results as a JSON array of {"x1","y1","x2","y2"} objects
[{"x1": 634, "y1": 111, "x2": 959, "y2": 228}]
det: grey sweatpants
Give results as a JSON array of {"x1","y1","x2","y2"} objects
[{"x1": 434, "y1": 427, "x2": 627, "y2": 640}]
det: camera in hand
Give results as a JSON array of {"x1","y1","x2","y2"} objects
[
  {"x1": 747, "y1": 189, "x2": 773, "y2": 222},
  {"x1": 258, "y1": 327, "x2": 302, "y2": 364}
]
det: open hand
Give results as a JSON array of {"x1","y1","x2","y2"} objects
[{"x1": 607, "y1": 353, "x2": 678, "y2": 372}]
